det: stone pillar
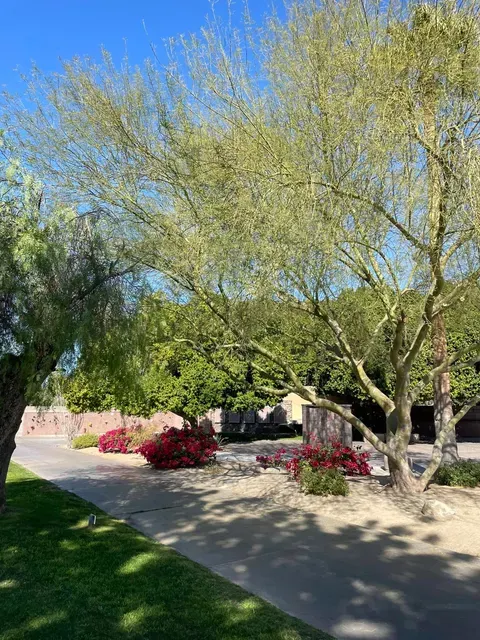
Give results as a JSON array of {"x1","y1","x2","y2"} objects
[{"x1": 302, "y1": 404, "x2": 352, "y2": 447}]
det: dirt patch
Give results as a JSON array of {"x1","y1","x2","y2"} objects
[{"x1": 201, "y1": 463, "x2": 480, "y2": 557}]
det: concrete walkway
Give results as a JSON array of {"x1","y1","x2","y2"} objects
[{"x1": 13, "y1": 437, "x2": 480, "y2": 640}]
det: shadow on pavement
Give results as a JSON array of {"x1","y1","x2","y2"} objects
[{"x1": 47, "y1": 463, "x2": 480, "y2": 640}]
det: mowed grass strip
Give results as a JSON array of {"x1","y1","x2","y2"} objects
[{"x1": 0, "y1": 462, "x2": 333, "y2": 640}]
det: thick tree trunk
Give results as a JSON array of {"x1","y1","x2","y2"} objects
[
  {"x1": 432, "y1": 313, "x2": 459, "y2": 464},
  {"x1": 389, "y1": 457, "x2": 423, "y2": 493},
  {"x1": 0, "y1": 432, "x2": 17, "y2": 513},
  {"x1": 385, "y1": 408, "x2": 424, "y2": 493},
  {"x1": 0, "y1": 355, "x2": 27, "y2": 514}
]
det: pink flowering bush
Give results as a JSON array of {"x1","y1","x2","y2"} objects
[
  {"x1": 137, "y1": 424, "x2": 219, "y2": 469},
  {"x1": 256, "y1": 440, "x2": 371, "y2": 480},
  {"x1": 98, "y1": 426, "x2": 134, "y2": 453}
]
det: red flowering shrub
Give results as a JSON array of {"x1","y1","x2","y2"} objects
[
  {"x1": 98, "y1": 427, "x2": 134, "y2": 453},
  {"x1": 256, "y1": 440, "x2": 371, "y2": 480},
  {"x1": 98, "y1": 424, "x2": 157, "y2": 454},
  {"x1": 137, "y1": 424, "x2": 219, "y2": 469}
]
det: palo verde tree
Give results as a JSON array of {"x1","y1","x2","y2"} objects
[
  {"x1": 385, "y1": 2, "x2": 480, "y2": 462},
  {"x1": 5, "y1": 0, "x2": 480, "y2": 493},
  {"x1": 0, "y1": 153, "x2": 142, "y2": 512}
]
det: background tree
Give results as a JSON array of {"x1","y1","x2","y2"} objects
[
  {"x1": 5, "y1": 0, "x2": 480, "y2": 494},
  {"x1": 0, "y1": 153, "x2": 142, "y2": 512},
  {"x1": 62, "y1": 300, "x2": 283, "y2": 423}
]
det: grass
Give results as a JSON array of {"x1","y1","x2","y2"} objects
[{"x1": 0, "y1": 462, "x2": 332, "y2": 640}]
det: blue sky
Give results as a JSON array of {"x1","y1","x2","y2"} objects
[{"x1": 0, "y1": 1, "x2": 278, "y2": 93}]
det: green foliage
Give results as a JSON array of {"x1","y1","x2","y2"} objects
[
  {"x1": 71, "y1": 433, "x2": 99, "y2": 449},
  {"x1": 299, "y1": 466, "x2": 349, "y2": 497},
  {"x1": 0, "y1": 154, "x2": 143, "y2": 407},
  {"x1": 434, "y1": 460, "x2": 480, "y2": 488},
  {"x1": 63, "y1": 372, "x2": 116, "y2": 414},
  {"x1": 63, "y1": 299, "x2": 282, "y2": 419},
  {"x1": 63, "y1": 286, "x2": 480, "y2": 420}
]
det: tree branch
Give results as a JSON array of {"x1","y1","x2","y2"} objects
[
  {"x1": 297, "y1": 179, "x2": 428, "y2": 252},
  {"x1": 410, "y1": 342, "x2": 480, "y2": 402},
  {"x1": 420, "y1": 393, "x2": 480, "y2": 488}
]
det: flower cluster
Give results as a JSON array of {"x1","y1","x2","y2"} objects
[
  {"x1": 257, "y1": 440, "x2": 371, "y2": 480},
  {"x1": 98, "y1": 427, "x2": 134, "y2": 453},
  {"x1": 137, "y1": 424, "x2": 219, "y2": 469}
]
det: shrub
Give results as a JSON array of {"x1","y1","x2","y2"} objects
[
  {"x1": 257, "y1": 440, "x2": 371, "y2": 480},
  {"x1": 434, "y1": 460, "x2": 480, "y2": 488},
  {"x1": 98, "y1": 427, "x2": 133, "y2": 453},
  {"x1": 128, "y1": 424, "x2": 160, "y2": 449},
  {"x1": 137, "y1": 424, "x2": 219, "y2": 469},
  {"x1": 71, "y1": 433, "x2": 99, "y2": 449},
  {"x1": 299, "y1": 465, "x2": 349, "y2": 496}
]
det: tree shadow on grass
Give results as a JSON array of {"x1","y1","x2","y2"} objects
[
  {"x1": 0, "y1": 468, "x2": 328, "y2": 640},
  {"x1": 3, "y1": 461, "x2": 480, "y2": 640}
]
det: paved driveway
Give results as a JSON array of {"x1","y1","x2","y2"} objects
[{"x1": 13, "y1": 437, "x2": 480, "y2": 640}]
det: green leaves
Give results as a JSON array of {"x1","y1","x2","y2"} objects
[
  {"x1": 63, "y1": 330, "x2": 281, "y2": 419},
  {"x1": 0, "y1": 157, "x2": 143, "y2": 406}
]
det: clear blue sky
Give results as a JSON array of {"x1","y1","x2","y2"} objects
[{"x1": 0, "y1": 1, "x2": 278, "y2": 93}]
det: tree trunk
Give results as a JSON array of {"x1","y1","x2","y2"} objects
[
  {"x1": 422, "y1": 78, "x2": 459, "y2": 465},
  {"x1": 432, "y1": 313, "x2": 459, "y2": 464},
  {"x1": 0, "y1": 355, "x2": 27, "y2": 514},
  {"x1": 0, "y1": 432, "x2": 18, "y2": 513},
  {"x1": 389, "y1": 457, "x2": 423, "y2": 493},
  {"x1": 385, "y1": 409, "x2": 425, "y2": 493}
]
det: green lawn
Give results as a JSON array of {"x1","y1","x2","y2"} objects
[{"x1": 0, "y1": 462, "x2": 332, "y2": 640}]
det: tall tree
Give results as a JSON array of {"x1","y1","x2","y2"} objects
[
  {"x1": 5, "y1": 0, "x2": 480, "y2": 493},
  {"x1": 390, "y1": 3, "x2": 480, "y2": 462},
  {"x1": 0, "y1": 154, "x2": 141, "y2": 512}
]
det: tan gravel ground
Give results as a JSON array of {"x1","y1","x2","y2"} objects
[
  {"x1": 76, "y1": 441, "x2": 480, "y2": 557},
  {"x1": 210, "y1": 467, "x2": 480, "y2": 558}
]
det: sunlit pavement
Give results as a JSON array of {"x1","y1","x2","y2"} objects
[{"x1": 13, "y1": 437, "x2": 480, "y2": 640}]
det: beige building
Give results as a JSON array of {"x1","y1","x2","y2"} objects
[{"x1": 281, "y1": 391, "x2": 315, "y2": 424}]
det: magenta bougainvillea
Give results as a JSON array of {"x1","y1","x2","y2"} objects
[
  {"x1": 257, "y1": 440, "x2": 371, "y2": 480},
  {"x1": 137, "y1": 424, "x2": 219, "y2": 469},
  {"x1": 98, "y1": 427, "x2": 134, "y2": 454}
]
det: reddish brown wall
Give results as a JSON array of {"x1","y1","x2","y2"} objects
[{"x1": 20, "y1": 407, "x2": 184, "y2": 437}]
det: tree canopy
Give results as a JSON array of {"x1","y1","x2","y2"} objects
[{"x1": 5, "y1": 0, "x2": 480, "y2": 494}]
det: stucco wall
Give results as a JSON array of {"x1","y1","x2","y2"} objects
[
  {"x1": 20, "y1": 391, "x2": 319, "y2": 437},
  {"x1": 282, "y1": 392, "x2": 314, "y2": 423},
  {"x1": 20, "y1": 407, "x2": 184, "y2": 437}
]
